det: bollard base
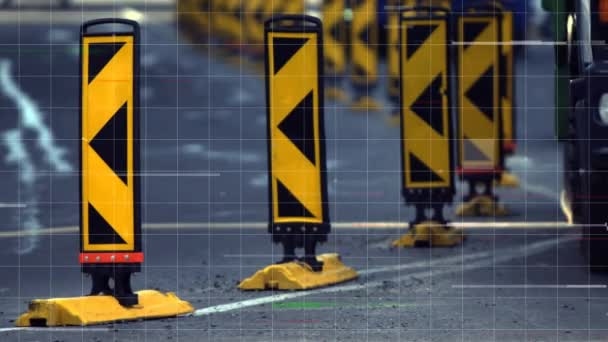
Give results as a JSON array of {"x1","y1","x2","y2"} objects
[
  {"x1": 326, "y1": 87, "x2": 349, "y2": 102},
  {"x1": 15, "y1": 290, "x2": 193, "y2": 327},
  {"x1": 391, "y1": 221, "x2": 463, "y2": 248},
  {"x1": 494, "y1": 172, "x2": 520, "y2": 188},
  {"x1": 238, "y1": 253, "x2": 358, "y2": 290},
  {"x1": 456, "y1": 195, "x2": 509, "y2": 217},
  {"x1": 350, "y1": 96, "x2": 382, "y2": 112}
]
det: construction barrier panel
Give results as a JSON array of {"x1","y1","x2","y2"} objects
[
  {"x1": 239, "y1": 15, "x2": 357, "y2": 290},
  {"x1": 350, "y1": 0, "x2": 381, "y2": 111},
  {"x1": 323, "y1": 0, "x2": 348, "y2": 101},
  {"x1": 387, "y1": 1, "x2": 449, "y2": 118},
  {"x1": 80, "y1": 18, "x2": 142, "y2": 305},
  {"x1": 455, "y1": 11, "x2": 508, "y2": 216},
  {"x1": 469, "y1": 1, "x2": 519, "y2": 188},
  {"x1": 16, "y1": 19, "x2": 193, "y2": 327},
  {"x1": 392, "y1": 6, "x2": 462, "y2": 247}
]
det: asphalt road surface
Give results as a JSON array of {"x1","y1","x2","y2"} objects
[{"x1": 1, "y1": 7, "x2": 607, "y2": 342}]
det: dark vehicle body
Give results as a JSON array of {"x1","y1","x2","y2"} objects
[{"x1": 560, "y1": 0, "x2": 608, "y2": 269}]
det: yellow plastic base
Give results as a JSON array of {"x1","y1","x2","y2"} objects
[
  {"x1": 494, "y1": 172, "x2": 520, "y2": 188},
  {"x1": 326, "y1": 87, "x2": 349, "y2": 102},
  {"x1": 15, "y1": 290, "x2": 193, "y2": 327},
  {"x1": 455, "y1": 195, "x2": 509, "y2": 217},
  {"x1": 391, "y1": 221, "x2": 463, "y2": 248},
  {"x1": 238, "y1": 253, "x2": 358, "y2": 290},
  {"x1": 351, "y1": 96, "x2": 382, "y2": 112}
]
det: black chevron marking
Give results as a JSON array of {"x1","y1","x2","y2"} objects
[
  {"x1": 409, "y1": 153, "x2": 443, "y2": 183},
  {"x1": 278, "y1": 91, "x2": 316, "y2": 165},
  {"x1": 88, "y1": 42, "x2": 125, "y2": 84},
  {"x1": 357, "y1": 24, "x2": 372, "y2": 45},
  {"x1": 88, "y1": 203, "x2": 127, "y2": 245},
  {"x1": 277, "y1": 179, "x2": 315, "y2": 218},
  {"x1": 410, "y1": 72, "x2": 444, "y2": 135},
  {"x1": 462, "y1": 21, "x2": 488, "y2": 49},
  {"x1": 90, "y1": 102, "x2": 128, "y2": 184},
  {"x1": 466, "y1": 65, "x2": 495, "y2": 121},
  {"x1": 406, "y1": 24, "x2": 438, "y2": 59},
  {"x1": 272, "y1": 37, "x2": 309, "y2": 74}
]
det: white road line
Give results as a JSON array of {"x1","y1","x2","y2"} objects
[
  {"x1": 0, "y1": 203, "x2": 26, "y2": 208},
  {"x1": 0, "y1": 221, "x2": 580, "y2": 238},
  {"x1": 192, "y1": 236, "x2": 573, "y2": 316},
  {"x1": 0, "y1": 236, "x2": 574, "y2": 332}
]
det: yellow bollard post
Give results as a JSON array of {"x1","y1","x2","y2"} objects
[
  {"x1": 392, "y1": 6, "x2": 462, "y2": 248},
  {"x1": 16, "y1": 19, "x2": 193, "y2": 327},
  {"x1": 455, "y1": 10, "x2": 509, "y2": 217},
  {"x1": 239, "y1": 15, "x2": 357, "y2": 290}
]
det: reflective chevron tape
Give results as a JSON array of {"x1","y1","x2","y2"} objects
[
  {"x1": 501, "y1": 11, "x2": 515, "y2": 153},
  {"x1": 400, "y1": 11, "x2": 453, "y2": 202},
  {"x1": 80, "y1": 20, "x2": 141, "y2": 261},
  {"x1": 264, "y1": 16, "x2": 329, "y2": 234},
  {"x1": 456, "y1": 15, "x2": 503, "y2": 176},
  {"x1": 351, "y1": 0, "x2": 378, "y2": 86},
  {"x1": 322, "y1": 0, "x2": 346, "y2": 76}
]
